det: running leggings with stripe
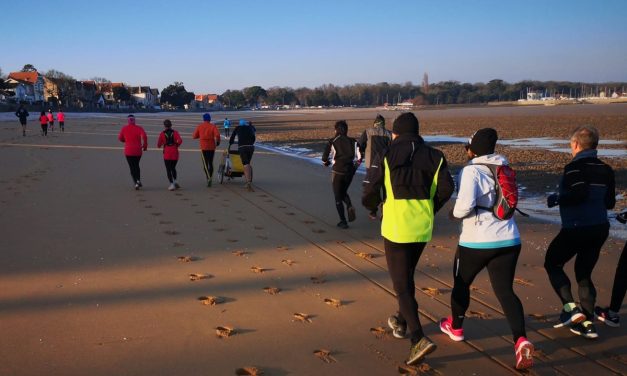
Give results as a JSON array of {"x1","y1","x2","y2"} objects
[
  {"x1": 544, "y1": 223, "x2": 609, "y2": 319},
  {"x1": 332, "y1": 170, "x2": 354, "y2": 222},
  {"x1": 384, "y1": 238, "x2": 426, "y2": 342},
  {"x1": 451, "y1": 244, "x2": 527, "y2": 342},
  {"x1": 125, "y1": 156, "x2": 141, "y2": 183},
  {"x1": 201, "y1": 150, "x2": 215, "y2": 179},
  {"x1": 164, "y1": 159, "x2": 178, "y2": 183},
  {"x1": 610, "y1": 241, "x2": 627, "y2": 312}
]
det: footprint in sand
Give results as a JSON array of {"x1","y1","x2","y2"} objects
[
  {"x1": 310, "y1": 274, "x2": 326, "y2": 284},
  {"x1": 189, "y1": 273, "x2": 212, "y2": 281},
  {"x1": 370, "y1": 326, "x2": 391, "y2": 339},
  {"x1": 398, "y1": 364, "x2": 435, "y2": 375},
  {"x1": 257, "y1": 235, "x2": 268, "y2": 240},
  {"x1": 263, "y1": 287, "x2": 281, "y2": 295},
  {"x1": 264, "y1": 199, "x2": 273, "y2": 203},
  {"x1": 215, "y1": 326, "x2": 235, "y2": 338},
  {"x1": 227, "y1": 239, "x2": 238, "y2": 243},
  {"x1": 177, "y1": 256, "x2": 198, "y2": 262},
  {"x1": 293, "y1": 313, "x2": 313, "y2": 323},
  {"x1": 514, "y1": 278, "x2": 534, "y2": 286},
  {"x1": 232, "y1": 250, "x2": 248, "y2": 257},
  {"x1": 312, "y1": 229, "x2": 326, "y2": 234},
  {"x1": 236, "y1": 217, "x2": 246, "y2": 221},
  {"x1": 195, "y1": 211, "x2": 205, "y2": 214},
  {"x1": 302, "y1": 220, "x2": 315, "y2": 224},
  {"x1": 420, "y1": 287, "x2": 441, "y2": 297},
  {"x1": 470, "y1": 285, "x2": 487, "y2": 295},
  {"x1": 324, "y1": 298, "x2": 342, "y2": 308},
  {"x1": 253, "y1": 225, "x2": 264, "y2": 230},
  {"x1": 198, "y1": 296, "x2": 224, "y2": 305},
  {"x1": 164, "y1": 230, "x2": 180, "y2": 236},
  {"x1": 356, "y1": 252, "x2": 374, "y2": 260},
  {"x1": 172, "y1": 242, "x2": 185, "y2": 247},
  {"x1": 159, "y1": 220, "x2": 172, "y2": 225},
  {"x1": 281, "y1": 259, "x2": 295, "y2": 266},
  {"x1": 276, "y1": 245, "x2": 290, "y2": 251},
  {"x1": 214, "y1": 227, "x2": 227, "y2": 232},
  {"x1": 235, "y1": 367, "x2": 263, "y2": 376},
  {"x1": 144, "y1": 205, "x2": 153, "y2": 208},
  {"x1": 207, "y1": 218, "x2": 217, "y2": 223},
  {"x1": 313, "y1": 349, "x2": 336, "y2": 363},
  {"x1": 175, "y1": 193, "x2": 183, "y2": 196},
  {"x1": 250, "y1": 266, "x2": 266, "y2": 273},
  {"x1": 285, "y1": 212, "x2": 295, "y2": 216},
  {"x1": 138, "y1": 199, "x2": 147, "y2": 202},
  {"x1": 468, "y1": 310, "x2": 490, "y2": 319},
  {"x1": 191, "y1": 203, "x2": 199, "y2": 207},
  {"x1": 151, "y1": 212, "x2": 162, "y2": 216},
  {"x1": 277, "y1": 205, "x2": 287, "y2": 209}
]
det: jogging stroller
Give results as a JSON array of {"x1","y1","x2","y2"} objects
[{"x1": 217, "y1": 143, "x2": 245, "y2": 184}]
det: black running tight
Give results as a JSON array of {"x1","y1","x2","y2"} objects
[
  {"x1": 332, "y1": 170, "x2": 354, "y2": 222},
  {"x1": 125, "y1": 156, "x2": 141, "y2": 183},
  {"x1": 41, "y1": 123, "x2": 48, "y2": 135},
  {"x1": 451, "y1": 244, "x2": 527, "y2": 342},
  {"x1": 201, "y1": 150, "x2": 215, "y2": 179},
  {"x1": 384, "y1": 238, "x2": 426, "y2": 342},
  {"x1": 544, "y1": 223, "x2": 609, "y2": 319},
  {"x1": 610, "y1": 241, "x2": 627, "y2": 312},
  {"x1": 164, "y1": 159, "x2": 178, "y2": 183}
]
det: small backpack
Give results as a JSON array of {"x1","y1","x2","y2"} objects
[
  {"x1": 475, "y1": 164, "x2": 528, "y2": 220},
  {"x1": 163, "y1": 129, "x2": 176, "y2": 146}
]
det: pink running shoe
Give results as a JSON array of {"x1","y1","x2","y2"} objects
[
  {"x1": 514, "y1": 336, "x2": 534, "y2": 370},
  {"x1": 439, "y1": 317, "x2": 464, "y2": 341}
]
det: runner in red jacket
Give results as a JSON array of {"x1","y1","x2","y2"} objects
[
  {"x1": 157, "y1": 119, "x2": 183, "y2": 191},
  {"x1": 118, "y1": 115, "x2": 148, "y2": 189}
]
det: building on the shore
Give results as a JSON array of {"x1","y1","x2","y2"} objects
[
  {"x1": 526, "y1": 91, "x2": 543, "y2": 101},
  {"x1": 6, "y1": 71, "x2": 45, "y2": 103},
  {"x1": 192, "y1": 94, "x2": 223, "y2": 110},
  {"x1": 130, "y1": 86, "x2": 160, "y2": 108}
]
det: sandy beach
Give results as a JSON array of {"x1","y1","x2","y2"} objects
[{"x1": 0, "y1": 109, "x2": 626, "y2": 375}]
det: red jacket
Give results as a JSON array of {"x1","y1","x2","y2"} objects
[
  {"x1": 57, "y1": 112, "x2": 65, "y2": 122},
  {"x1": 47, "y1": 113, "x2": 54, "y2": 122},
  {"x1": 118, "y1": 123, "x2": 148, "y2": 156},
  {"x1": 39, "y1": 115, "x2": 48, "y2": 125},
  {"x1": 157, "y1": 129, "x2": 183, "y2": 160},
  {"x1": 192, "y1": 121, "x2": 221, "y2": 151}
]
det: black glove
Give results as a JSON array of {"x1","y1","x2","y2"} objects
[
  {"x1": 323, "y1": 160, "x2": 331, "y2": 167},
  {"x1": 617, "y1": 211, "x2": 627, "y2": 224},
  {"x1": 547, "y1": 194, "x2": 559, "y2": 208}
]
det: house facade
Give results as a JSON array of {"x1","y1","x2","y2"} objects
[
  {"x1": 192, "y1": 94, "x2": 223, "y2": 110},
  {"x1": 130, "y1": 86, "x2": 159, "y2": 107},
  {"x1": 7, "y1": 71, "x2": 45, "y2": 103}
]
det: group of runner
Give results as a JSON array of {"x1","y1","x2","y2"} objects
[
  {"x1": 117, "y1": 113, "x2": 255, "y2": 191},
  {"x1": 14, "y1": 105, "x2": 65, "y2": 136},
  {"x1": 322, "y1": 112, "x2": 624, "y2": 369}
]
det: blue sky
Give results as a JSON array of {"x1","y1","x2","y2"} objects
[{"x1": 3, "y1": 0, "x2": 626, "y2": 93}]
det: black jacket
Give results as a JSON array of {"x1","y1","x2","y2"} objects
[
  {"x1": 322, "y1": 134, "x2": 358, "y2": 174},
  {"x1": 229, "y1": 125, "x2": 256, "y2": 146},
  {"x1": 362, "y1": 134, "x2": 454, "y2": 213},
  {"x1": 15, "y1": 108, "x2": 29, "y2": 120}
]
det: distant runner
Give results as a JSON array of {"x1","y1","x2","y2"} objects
[
  {"x1": 192, "y1": 113, "x2": 221, "y2": 187},
  {"x1": 322, "y1": 120, "x2": 360, "y2": 229},
  {"x1": 229, "y1": 119, "x2": 256, "y2": 191},
  {"x1": 157, "y1": 119, "x2": 183, "y2": 191},
  {"x1": 38, "y1": 111, "x2": 48, "y2": 136},
  {"x1": 57, "y1": 109, "x2": 66, "y2": 132},
  {"x1": 47, "y1": 109, "x2": 55, "y2": 132},
  {"x1": 15, "y1": 104, "x2": 29, "y2": 136},
  {"x1": 118, "y1": 115, "x2": 148, "y2": 190},
  {"x1": 442, "y1": 128, "x2": 534, "y2": 370},
  {"x1": 223, "y1": 117, "x2": 231, "y2": 137},
  {"x1": 544, "y1": 125, "x2": 615, "y2": 339},
  {"x1": 362, "y1": 112, "x2": 453, "y2": 366}
]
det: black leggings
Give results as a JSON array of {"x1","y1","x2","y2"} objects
[
  {"x1": 164, "y1": 159, "x2": 178, "y2": 183},
  {"x1": 544, "y1": 223, "x2": 609, "y2": 319},
  {"x1": 610, "y1": 241, "x2": 627, "y2": 312},
  {"x1": 451, "y1": 244, "x2": 526, "y2": 341},
  {"x1": 384, "y1": 238, "x2": 426, "y2": 342},
  {"x1": 125, "y1": 156, "x2": 141, "y2": 183},
  {"x1": 332, "y1": 170, "x2": 354, "y2": 222},
  {"x1": 41, "y1": 123, "x2": 48, "y2": 135},
  {"x1": 201, "y1": 150, "x2": 215, "y2": 179}
]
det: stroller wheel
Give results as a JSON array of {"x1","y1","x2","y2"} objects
[{"x1": 218, "y1": 164, "x2": 225, "y2": 184}]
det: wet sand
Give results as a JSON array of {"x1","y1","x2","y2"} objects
[{"x1": 0, "y1": 111, "x2": 626, "y2": 375}]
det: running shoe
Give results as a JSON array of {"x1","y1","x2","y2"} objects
[
  {"x1": 387, "y1": 315, "x2": 407, "y2": 339},
  {"x1": 406, "y1": 336, "x2": 437, "y2": 366},
  {"x1": 553, "y1": 306, "x2": 586, "y2": 328},
  {"x1": 168, "y1": 183, "x2": 175, "y2": 191},
  {"x1": 570, "y1": 320, "x2": 598, "y2": 339},
  {"x1": 246, "y1": 182, "x2": 254, "y2": 192},
  {"x1": 336, "y1": 221, "x2": 348, "y2": 229},
  {"x1": 134, "y1": 183, "x2": 140, "y2": 190},
  {"x1": 439, "y1": 317, "x2": 464, "y2": 341},
  {"x1": 347, "y1": 206, "x2": 356, "y2": 222},
  {"x1": 514, "y1": 336, "x2": 534, "y2": 370},
  {"x1": 137, "y1": 181, "x2": 143, "y2": 188},
  {"x1": 174, "y1": 181, "x2": 181, "y2": 189},
  {"x1": 595, "y1": 306, "x2": 620, "y2": 327},
  {"x1": 207, "y1": 179, "x2": 212, "y2": 187}
]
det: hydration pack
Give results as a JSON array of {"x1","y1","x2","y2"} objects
[
  {"x1": 475, "y1": 164, "x2": 528, "y2": 220},
  {"x1": 164, "y1": 129, "x2": 176, "y2": 146}
]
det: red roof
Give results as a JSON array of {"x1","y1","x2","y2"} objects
[{"x1": 8, "y1": 71, "x2": 39, "y2": 84}]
